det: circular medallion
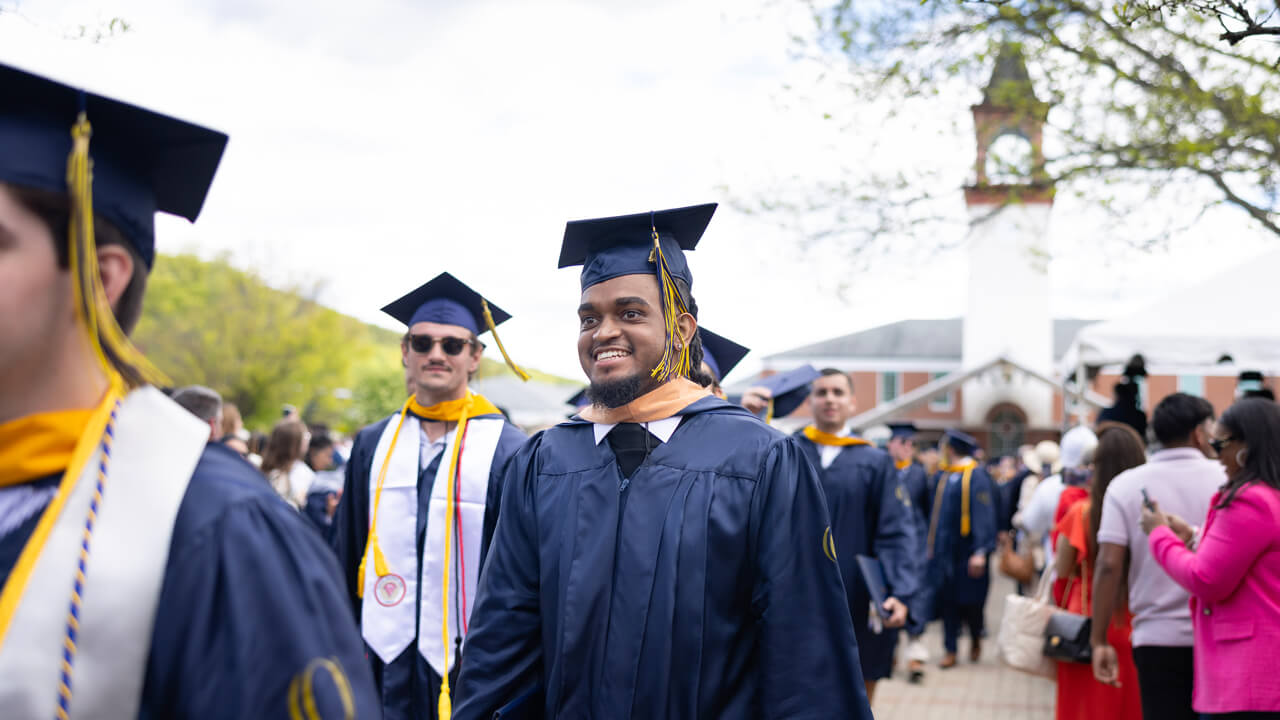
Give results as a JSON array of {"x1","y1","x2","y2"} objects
[{"x1": 375, "y1": 573, "x2": 407, "y2": 607}]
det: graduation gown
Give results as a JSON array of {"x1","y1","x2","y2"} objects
[
  {"x1": 330, "y1": 410, "x2": 526, "y2": 720},
  {"x1": 453, "y1": 397, "x2": 872, "y2": 720},
  {"x1": 0, "y1": 442, "x2": 379, "y2": 719},
  {"x1": 795, "y1": 437, "x2": 918, "y2": 681},
  {"x1": 924, "y1": 464, "x2": 997, "y2": 609}
]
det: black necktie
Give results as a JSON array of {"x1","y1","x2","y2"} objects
[{"x1": 607, "y1": 422, "x2": 659, "y2": 479}]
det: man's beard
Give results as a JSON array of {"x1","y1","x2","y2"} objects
[{"x1": 587, "y1": 371, "x2": 655, "y2": 409}]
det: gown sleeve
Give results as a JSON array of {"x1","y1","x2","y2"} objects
[
  {"x1": 479, "y1": 422, "x2": 528, "y2": 572},
  {"x1": 330, "y1": 423, "x2": 376, "y2": 618},
  {"x1": 970, "y1": 468, "x2": 998, "y2": 556},
  {"x1": 453, "y1": 436, "x2": 545, "y2": 720},
  {"x1": 141, "y1": 494, "x2": 380, "y2": 719},
  {"x1": 750, "y1": 437, "x2": 873, "y2": 720},
  {"x1": 871, "y1": 454, "x2": 919, "y2": 602}
]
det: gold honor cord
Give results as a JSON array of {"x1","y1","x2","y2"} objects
[
  {"x1": 925, "y1": 460, "x2": 977, "y2": 555},
  {"x1": 356, "y1": 397, "x2": 414, "y2": 596},
  {"x1": 481, "y1": 299, "x2": 529, "y2": 382},
  {"x1": 66, "y1": 112, "x2": 167, "y2": 390},
  {"x1": 647, "y1": 223, "x2": 691, "y2": 384}
]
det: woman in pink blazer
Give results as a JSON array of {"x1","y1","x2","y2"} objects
[{"x1": 1142, "y1": 397, "x2": 1280, "y2": 719}]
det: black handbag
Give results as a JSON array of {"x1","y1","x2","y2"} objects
[
  {"x1": 1043, "y1": 546, "x2": 1093, "y2": 664},
  {"x1": 1043, "y1": 610, "x2": 1092, "y2": 663}
]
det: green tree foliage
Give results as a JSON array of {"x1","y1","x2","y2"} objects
[
  {"x1": 758, "y1": 0, "x2": 1280, "y2": 257},
  {"x1": 136, "y1": 253, "x2": 399, "y2": 432}
]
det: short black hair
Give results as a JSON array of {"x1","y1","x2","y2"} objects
[
  {"x1": 818, "y1": 367, "x2": 854, "y2": 392},
  {"x1": 674, "y1": 278, "x2": 712, "y2": 388},
  {"x1": 1151, "y1": 392, "x2": 1214, "y2": 446},
  {"x1": 171, "y1": 385, "x2": 222, "y2": 424}
]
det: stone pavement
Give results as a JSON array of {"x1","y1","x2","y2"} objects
[{"x1": 869, "y1": 574, "x2": 1056, "y2": 720}]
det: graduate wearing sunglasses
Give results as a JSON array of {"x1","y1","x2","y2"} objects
[{"x1": 331, "y1": 272, "x2": 528, "y2": 720}]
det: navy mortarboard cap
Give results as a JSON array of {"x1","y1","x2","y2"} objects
[
  {"x1": 699, "y1": 328, "x2": 750, "y2": 382},
  {"x1": 888, "y1": 422, "x2": 918, "y2": 440},
  {"x1": 566, "y1": 387, "x2": 590, "y2": 410},
  {"x1": 944, "y1": 428, "x2": 979, "y2": 456},
  {"x1": 559, "y1": 203, "x2": 716, "y2": 291},
  {"x1": 757, "y1": 365, "x2": 821, "y2": 420},
  {"x1": 381, "y1": 272, "x2": 509, "y2": 335},
  {"x1": 381, "y1": 272, "x2": 528, "y2": 380},
  {"x1": 0, "y1": 62, "x2": 226, "y2": 269}
]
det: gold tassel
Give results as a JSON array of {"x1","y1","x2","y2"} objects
[
  {"x1": 66, "y1": 111, "x2": 167, "y2": 390},
  {"x1": 481, "y1": 299, "x2": 530, "y2": 382},
  {"x1": 436, "y1": 394, "x2": 474, "y2": 720},
  {"x1": 356, "y1": 396, "x2": 413, "y2": 597},
  {"x1": 647, "y1": 225, "x2": 691, "y2": 383},
  {"x1": 764, "y1": 397, "x2": 775, "y2": 424}
]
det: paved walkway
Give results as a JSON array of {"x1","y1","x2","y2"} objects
[{"x1": 869, "y1": 575, "x2": 1056, "y2": 720}]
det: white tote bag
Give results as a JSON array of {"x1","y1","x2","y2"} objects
[{"x1": 996, "y1": 568, "x2": 1058, "y2": 679}]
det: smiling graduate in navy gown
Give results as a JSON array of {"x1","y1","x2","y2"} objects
[{"x1": 452, "y1": 204, "x2": 872, "y2": 720}]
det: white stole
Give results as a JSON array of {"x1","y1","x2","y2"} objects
[
  {"x1": 0, "y1": 386, "x2": 205, "y2": 719},
  {"x1": 361, "y1": 412, "x2": 503, "y2": 677}
]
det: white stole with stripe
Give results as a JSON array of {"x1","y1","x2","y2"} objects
[
  {"x1": 361, "y1": 412, "x2": 503, "y2": 677},
  {"x1": 0, "y1": 387, "x2": 204, "y2": 719}
]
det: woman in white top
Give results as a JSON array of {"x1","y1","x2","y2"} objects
[{"x1": 259, "y1": 418, "x2": 311, "y2": 508}]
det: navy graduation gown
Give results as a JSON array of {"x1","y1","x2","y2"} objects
[
  {"x1": 795, "y1": 436, "x2": 919, "y2": 681},
  {"x1": 0, "y1": 442, "x2": 380, "y2": 719},
  {"x1": 453, "y1": 397, "x2": 872, "y2": 720},
  {"x1": 924, "y1": 464, "x2": 998, "y2": 610},
  {"x1": 330, "y1": 411, "x2": 526, "y2": 720}
]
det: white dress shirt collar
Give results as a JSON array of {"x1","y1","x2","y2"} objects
[{"x1": 593, "y1": 415, "x2": 683, "y2": 446}]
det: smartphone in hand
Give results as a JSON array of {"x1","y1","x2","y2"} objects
[{"x1": 1141, "y1": 487, "x2": 1155, "y2": 511}]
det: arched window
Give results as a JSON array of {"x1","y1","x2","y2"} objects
[
  {"x1": 985, "y1": 132, "x2": 1034, "y2": 185},
  {"x1": 986, "y1": 403, "x2": 1027, "y2": 458}
]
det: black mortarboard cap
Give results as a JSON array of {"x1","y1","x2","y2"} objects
[
  {"x1": 558, "y1": 203, "x2": 716, "y2": 290},
  {"x1": 566, "y1": 387, "x2": 590, "y2": 410},
  {"x1": 944, "y1": 428, "x2": 979, "y2": 456},
  {"x1": 0, "y1": 62, "x2": 227, "y2": 269},
  {"x1": 888, "y1": 422, "x2": 918, "y2": 440},
  {"x1": 381, "y1": 272, "x2": 511, "y2": 335},
  {"x1": 758, "y1": 365, "x2": 821, "y2": 419},
  {"x1": 699, "y1": 327, "x2": 750, "y2": 382}
]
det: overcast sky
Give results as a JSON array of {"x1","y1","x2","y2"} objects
[{"x1": 2, "y1": 0, "x2": 1273, "y2": 382}]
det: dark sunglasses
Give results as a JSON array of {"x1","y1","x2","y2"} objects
[
  {"x1": 1209, "y1": 436, "x2": 1235, "y2": 453},
  {"x1": 407, "y1": 334, "x2": 474, "y2": 356}
]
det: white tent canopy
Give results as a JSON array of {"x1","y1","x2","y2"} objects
[{"x1": 1060, "y1": 249, "x2": 1280, "y2": 373}]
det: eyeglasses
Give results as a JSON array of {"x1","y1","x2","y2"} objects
[
  {"x1": 407, "y1": 334, "x2": 474, "y2": 356},
  {"x1": 1209, "y1": 436, "x2": 1235, "y2": 454}
]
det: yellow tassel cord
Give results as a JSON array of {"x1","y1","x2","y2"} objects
[
  {"x1": 66, "y1": 112, "x2": 167, "y2": 390},
  {"x1": 437, "y1": 394, "x2": 475, "y2": 720},
  {"x1": 647, "y1": 225, "x2": 691, "y2": 384},
  {"x1": 764, "y1": 397, "x2": 775, "y2": 424},
  {"x1": 925, "y1": 460, "x2": 976, "y2": 556},
  {"x1": 356, "y1": 397, "x2": 413, "y2": 597},
  {"x1": 481, "y1": 300, "x2": 530, "y2": 382}
]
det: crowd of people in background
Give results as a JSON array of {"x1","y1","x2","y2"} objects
[
  {"x1": 979, "y1": 362, "x2": 1280, "y2": 720},
  {"x1": 168, "y1": 388, "x2": 349, "y2": 536}
]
